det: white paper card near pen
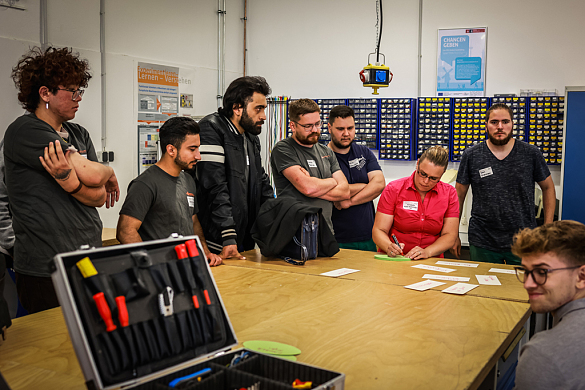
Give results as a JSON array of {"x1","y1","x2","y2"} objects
[
  {"x1": 489, "y1": 268, "x2": 516, "y2": 275},
  {"x1": 411, "y1": 264, "x2": 456, "y2": 273},
  {"x1": 422, "y1": 274, "x2": 470, "y2": 282},
  {"x1": 435, "y1": 261, "x2": 479, "y2": 268},
  {"x1": 476, "y1": 275, "x2": 501, "y2": 285},
  {"x1": 404, "y1": 280, "x2": 446, "y2": 291},
  {"x1": 320, "y1": 268, "x2": 360, "y2": 277},
  {"x1": 442, "y1": 283, "x2": 479, "y2": 295}
]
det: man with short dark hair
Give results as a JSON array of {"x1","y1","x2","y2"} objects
[
  {"x1": 452, "y1": 103, "x2": 556, "y2": 264},
  {"x1": 511, "y1": 220, "x2": 585, "y2": 390},
  {"x1": 327, "y1": 105, "x2": 384, "y2": 251},
  {"x1": 270, "y1": 99, "x2": 349, "y2": 233},
  {"x1": 194, "y1": 76, "x2": 274, "y2": 260},
  {"x1": 117, "y1": 116, "x2": 221, "y2": 266}
]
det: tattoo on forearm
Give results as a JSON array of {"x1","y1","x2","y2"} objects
[{"x1": 54, "y1": 169, "x2": 72, "y2": 181}]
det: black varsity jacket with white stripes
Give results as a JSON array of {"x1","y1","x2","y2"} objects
[{"x1": 193, "y1": 112, "x2": 274, "y2": 253}]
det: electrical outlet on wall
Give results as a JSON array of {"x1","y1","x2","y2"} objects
[{"x1": 99, "y1": 151, "x2": 115, "y2": 163}]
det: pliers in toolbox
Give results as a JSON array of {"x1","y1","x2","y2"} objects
[{"x1": 158, "y1": 286, "x2": 174, "y2": 316}]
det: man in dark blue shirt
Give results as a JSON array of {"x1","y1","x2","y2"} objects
[{"x1": 328, "y1": 106, "x2": 385, "y2": 251}]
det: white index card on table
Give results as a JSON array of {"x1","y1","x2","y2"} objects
[
  {"x1": 422, "y1": 274, "x2": 470, "y2": 282},
  {"x1": 411, "y1": 264, "x2": 456, "y2": 273},
  {"x1": 476, "y1": 275, "x2": 502, "y2": 285},
  {"x1": 442, "y1": 283, "x2": 479, "y2": 295},
  {"x1": 488, "y1": 268, "x2": 516, "y2": 275},
  {"x1": 320, "y1": 268, "x2": 360, "y2": 277},
  {"x1": 435, "y1": 261, "x2": 479, "y2": 268},
  {"x1": 404, "y1": 280, "x2": 446, "y2": 291}
]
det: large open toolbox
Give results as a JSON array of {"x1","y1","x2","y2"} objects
[{"x1": 51, "y1": 236, "x2": 345, "y2": 389}]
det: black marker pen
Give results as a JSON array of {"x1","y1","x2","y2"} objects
[{"x1": 391, "y1": 234, "x2": 403, "y2": 255}]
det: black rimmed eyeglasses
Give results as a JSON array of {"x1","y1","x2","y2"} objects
[
  {"x1": 513, "y1": 265, "x2": 581, "y2": 286},
  {"x1": 293, "y1": 121, "x2": 322, "y2": 130},
  {"x1": 57, "y1": 88, "x2": 84, "y2": 101},
  {"x1": 416, "y1": 168, "x2": 441, "y2": 182}
]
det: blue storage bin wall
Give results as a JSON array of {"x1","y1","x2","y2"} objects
[
  {"x1": 347, "y1": 98, "x2": 378, "y2": 149},
  {"x1": 379, "y1": 98, "x2": 416, "y2": 161},
  {"x1": 314, "y1": 99, "x2": 347, "y2": 146},
  {"x1": 451, "y1": 97, "x2": 489, "y2": 162},
  {"x1": 416, "y1": 97, "x2": 451, "y2": 159},
  {"x1": 527, "y1": 96, "x2": 564, "y2": 165}
]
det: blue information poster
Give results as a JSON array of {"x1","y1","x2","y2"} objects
[{"x1": 437, "y1": 28, "x2": 487, "y2": 97}]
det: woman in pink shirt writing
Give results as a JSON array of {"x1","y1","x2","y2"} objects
[{"x1": 373, "y1": 146, "x2": 459, "y2": 260}]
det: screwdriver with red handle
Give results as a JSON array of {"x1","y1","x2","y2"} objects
[
  {"x1": 185, "y1": 240, "x2": 212, "y2": 305},
  {"x1": 184, "y1": 239, "x2": 223, "y2": 343},
  {"x1": 175, "y1": 244, "x2": 203, "y2": 308},
  {"x1": 78, "y1": 257, "x2": 118, "y2": 331},
  {"x1": 77, "y1": 257, "x2": 131, "y2": 370},
  {"x1": 115, "y1": 296, "x2": 129, "y2": 327},
  {"x1": 93, "y1": 292, "x2": 116, "y2": 332}
]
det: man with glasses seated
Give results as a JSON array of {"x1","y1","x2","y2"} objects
[
  {"x1": 451, "y1": 103, "x2": 556, "y2": 265},
  {"x1": 270, "y1": 99, "x2": 349, "y2": 234},
  {"x1": 511, "y1": 220, "x2": 585, "y2": 390},
  {"x1": 5, "y1": 47, "x2": 120, "y2": 313},
  {"x1": 373, "y1": 146, "x2": 459, "y2": 259}
]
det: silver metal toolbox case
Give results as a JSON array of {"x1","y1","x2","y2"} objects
[{"x1": 52, "y1": 236, "x2": 345, "y2": 390}]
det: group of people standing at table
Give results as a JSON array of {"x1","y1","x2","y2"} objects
[
  {"x1": 0, "y1": 45, "x2": 563, "y2": 313},
  {"x1": 1, "y1": 46, "x2": 584, "y2": 390}
]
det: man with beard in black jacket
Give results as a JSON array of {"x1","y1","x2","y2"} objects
[{"x1": 193, "y1": 77, "x2": 274, "y2": 260}]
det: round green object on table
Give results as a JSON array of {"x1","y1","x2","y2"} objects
[
  {"x1": 279, "y1": 355, "x2": 297, "y2": 361},
  {"x1": 243, "y1": 340, "x2": 301, "y2": 356}
]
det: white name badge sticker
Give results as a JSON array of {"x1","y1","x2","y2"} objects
[
  {"x1": 307, "y1": 160, "x2": 317, "y2": 168},
  {"x1": 403, "y1": 201, "x2": 418, "y2": 211},
  {"x1": 479, "y1": 167, "x2": 493, "y2": 178},
  {"x1": 187, "y1": 195, "x2": 195, "y2": 208}
]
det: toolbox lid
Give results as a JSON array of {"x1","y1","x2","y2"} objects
[{"x1": 52, "y1": 235, "x2": 238, "y2": 390}]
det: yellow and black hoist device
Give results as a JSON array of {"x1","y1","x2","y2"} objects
[{"x1": 359, "y1": 0, "x2": 393, "y2": 95}]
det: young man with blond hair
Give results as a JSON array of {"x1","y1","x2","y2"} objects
[{"x1": 512, "y1": 220, "x2": 585, "y2": 389}]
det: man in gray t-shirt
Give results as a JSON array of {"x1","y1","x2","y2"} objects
[
  {"x1": 270, "y1": 99, "x2": 349, "y2": 233},
  {"x1": 453, "y1": 103, "x2": 556, "y2": 265},
  {"x1": 511, "y1": 221, "x2": 585, "y2": 390},
  {"x1": 117, "y1": 117, "x2": 222, "y2": 266}
]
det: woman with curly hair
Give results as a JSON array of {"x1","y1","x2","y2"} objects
[{"x1": 4, "y1": 46, "x2": 120, "y2": 313}]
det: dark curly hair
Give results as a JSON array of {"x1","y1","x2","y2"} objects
[{"x1": 11, "y1": 46, "x2": 92, "y2": 112}]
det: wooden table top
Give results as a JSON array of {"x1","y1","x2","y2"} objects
[
  {"x1": 224, "y1": 248, "x2": 528, "y2": 303},
  {"x1": 0, "y1": 308, "x2": 84, "y2": 390},
  {"x1": 0, "y1": 248, "x2": 531, "y2": 390},
  {"x1": 101, "y1": 228, "x2": 119, "y2": 247},
  {"x1": 213, "y1": 266, "x2": 529, "y2": 390}
]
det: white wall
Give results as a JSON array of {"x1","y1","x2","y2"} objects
[
  {"x1": 1, "y1": 0, "x2": 581, "y2": 228},
  {"x1": 247, "y1": 0, "x2": 580, "y2": 187},
  {"x1": 248, "y1": 0, "x2": 585, "y2": 105},
  {"x1": 0, "y1": 0, "x2": 246, "y2": 228}
]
